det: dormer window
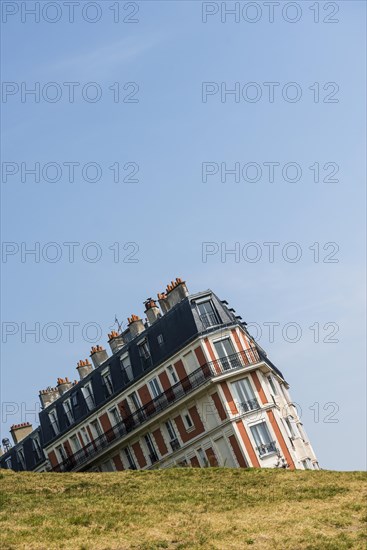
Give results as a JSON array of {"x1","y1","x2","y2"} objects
[
  {"x1": 101, "y1": 368, "x2": 114, "y2": 398},
  {"x1": 63, "y1": 399, "x2": 74, "y2": 426},
  {"x1": 48, "y1": 409, "x2": 60, "y2": 436},
  {"x1": 120, "y1": 353, "x2": 133, "y2": 383},
  {"x1": 196, "y1": 299, "x2": 220, "y2": 329},
  {"x1": 81, "y1": 383, "x2": 95, "y2": 411},
  {"x1": 138, "y1": 339, "x2": 152, "y2": 370},
  {"x1": 17, "y1": 448, "x2": 26, "y2": 470},
  {"x1": 32, "y1": 436, "x2": 43, "y2": 462}
]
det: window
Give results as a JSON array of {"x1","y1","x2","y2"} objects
[
  {"x1": 5, "y1": 457, "x2": 12, "y2": 470},
  {"x1": 124, "y1": 447, "x2": 136, "y2": 470},
  {"x1": 81, "y1": 383, "x2": 95, "y2": 411},
  {"x1": 70, "y1": 435, "x2": 82, "y2": 453},
  {"x1": 165, "y1": 420, "x2": 180, "y2": 451},
  {"x1": 32, "y1": 436, "x2": 43, "y2": 461},
  {"x1": 214, "y1": 338, "x2": 239, "y2": 370},
  {"x1": 250, "y1": 422, "x2": 277, "y2": 456},
  {"x1": 183, "y1": 411, "x2": 194, "y2": 430},
  {"x1": 128, "y1": 391, "x2": 141, "y2": 412},
  {"x1": 232, "y1": 378, "x2": 259, "y2": 412},
  {"x1": 91, "y1": 420, "x2": 103, "y2": 438},
  {"x1": 17, "y1": 448, "x2": 26, "y2": 470},
  {"x1": 109, "y1": 406, "x2": 121, "y2": 427},
  {"x1": 197, "y1": 299, "x2": 220, "y2": 328},
  {"x1": 167, "y1": 365, "x2": 178, "y2": 384},
  {"x1": 148, "y1": 377, "x2": 161, "y2": 398},
  {"x1": 49, "y1": 410, "x2": 59, "y2": 436},
  {"x1": 285, "y1": 416, "x2": 299, "y2": 439},
  {"x1": 56, "y1": 444, "x2": 67, "y2": 463},
  {"x1": 80, "y1": 427, "x2": 91, "y2": 445},
  {"x1": 102, "y1": 369, "x2": 114, "y2": 397},
  {"x1": 63, "y1": 399, "x2": 74, "y2": 426},
  {"x1": 157, "y1": 334, "x2": 164, "y2": 346},
  {"x1": 144, "y1": 434, "x2": 158, "y2": 463},
  {"x1": 196, "y1": 447, "x2": 207, "y2": 467},
  {"x1": 71, "y1": 392, "x2": 79, "y2": 407},
  {"x1": 120, "y1": 354, "x2": 133, "y2": 382},
  {"x1": 138, "y1": 340, "x2": 152, "y2": 369},
  {"x1": 267, "y1": 375, "x2": 278, "y2": 395}
]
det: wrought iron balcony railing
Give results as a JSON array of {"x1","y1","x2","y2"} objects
[
  {"x1": 240, "y1": 398, "x2": 260, "y2": 413},
  {"x1": 199, "y1": 312, "x2": 221, "y2": 329},
  {"x1": 257, "y1": 441, "x2": 278, "y2": 457},
  {"x1": 52, "y1": 347, "x2": 261, "y2": 472},
  {"x1": 170, "y1": 438, "x2": 180, "y2": 452}
]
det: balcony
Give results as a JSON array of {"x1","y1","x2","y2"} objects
[
  {"x1": 257, "y1": 441, "x2": 278, "y2": 457},
  {"x1": 52, "y1": 347, "x2": 261, "y2": 472}
]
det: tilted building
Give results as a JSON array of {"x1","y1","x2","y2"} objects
[{"x1": 0, "y1": 278, "x2": 319, "y2": 472}]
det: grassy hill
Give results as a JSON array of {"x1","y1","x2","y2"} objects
[{"x1": 0, "y1": 468, "x2": 366, "y2": 549}]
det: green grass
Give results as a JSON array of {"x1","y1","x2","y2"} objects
[{"x1": 0, "y1": 468, "x2": 366, "y2": 549}]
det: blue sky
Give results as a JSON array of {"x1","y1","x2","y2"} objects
[{"x1": 1, "y1": 1, "x2": 366, "y2": 470}]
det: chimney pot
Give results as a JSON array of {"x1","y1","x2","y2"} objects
[
  {"x1": 127, "y1": 314, "x2": 145, "y2": 338},
  {"x1": 90, "y1": 345, "x2": 109, "y2": 368}
]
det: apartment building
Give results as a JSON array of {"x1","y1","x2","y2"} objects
[{"x1": 0, "y1": 278, "x2": 319, "y2": 472}]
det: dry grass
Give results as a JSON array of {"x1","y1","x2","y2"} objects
[{"x1": 0, "y1": 468, "x2": 366, "y2": 549}]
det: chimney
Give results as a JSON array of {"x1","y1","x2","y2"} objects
[
  {"x1": 90, "y1": 345, "x2": 109, "y2": 368},
  {"x1": 76, "y1": 359, "x2": 93, "y2": 380},
  {"x1": 127, "y1": 314, "x2": 145, "y2": 338},
  {"x1": 165, "y1": 277, "x2": 189, "y2": 308},
  {"x1": 157, "y1": 292, "x2": 170, "y2": 314},
  {"x1": 10, "y1": 422, "x2": 33, "y2": 444},
  {"x1": 108, "y1": 331, "x2": 125, "y2": 353},
  {"x1": 39, "y1": 386, "x2": 59, "y2": 409},
  {"x1": 144, "y1": 298, "x2": 161, "y2": 326},
  {"x1": 57, "y1": 377, "x2": 73, "y2": 395}
]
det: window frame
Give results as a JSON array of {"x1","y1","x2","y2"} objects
[
  {"x1": 231, "y1": 377, "x2": 259, "y2": 412},
  {"x1": 267, "y1": 374, "x2": 278, "y2": 395},
  {"x1": 148, "y1": 377, "x2": 161, "y2": 399},
  {"x1": 56, "y1": 444, "x2": 67, "y2": 463},
  {"x1": 70, "y1": 434, "x2": 82, "y2": 453},
  {"x1": 182, "y1": 410, "x2": 194, "y2": 431},
  {"x1": 167, "y1": 365, "x2": 179, "y2": 384},
  {"x1": 80, "y1": 427, "x2": 91, "y2": 445},
  {"x1": 101, "y1": 368, "x2": 114, "y2": 398},
  {"x1": 124, "y1": 447, "x2": 137, "y2": 470},
  {"x1": 108, "y1": 406, "x2": 121, "y2": 427},
  {"x1": 213, "y1": 337, "x2": 239, "y2": 370},
  {"x1": 90, "y1": 419, "x2": 103, "y2": 438},
  {"x1": 63, "y1": 398, "x2": 74, "y2": 426},
  {"x1": 144, "y1": 433, "x2": 158, "y2": 463},
  {"x1": 81, "y1": 383, "x2": 95, "y2": 411},
  {"x1": 195, "y1": 298, "x2": 221, "y2": 328},
  {"x1": 250, "y1": 421, "x2": 277, "y2": 457},
  {"x1": 17, "y1": 447, "x2": 26, "y2": 470},
  {"x1": 48, "y1": 409, "x2": 60, "y2": 436},
  {"x1": 120, "y1": 353, "x2": 133, "y2": 383},
  {"x1": 32, "y1": 435, "x2": 43, "y2": 461}
]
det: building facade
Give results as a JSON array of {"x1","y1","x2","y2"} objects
[{"x1": 0, "y1": 278, "x2": 319, "y2": 472}]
